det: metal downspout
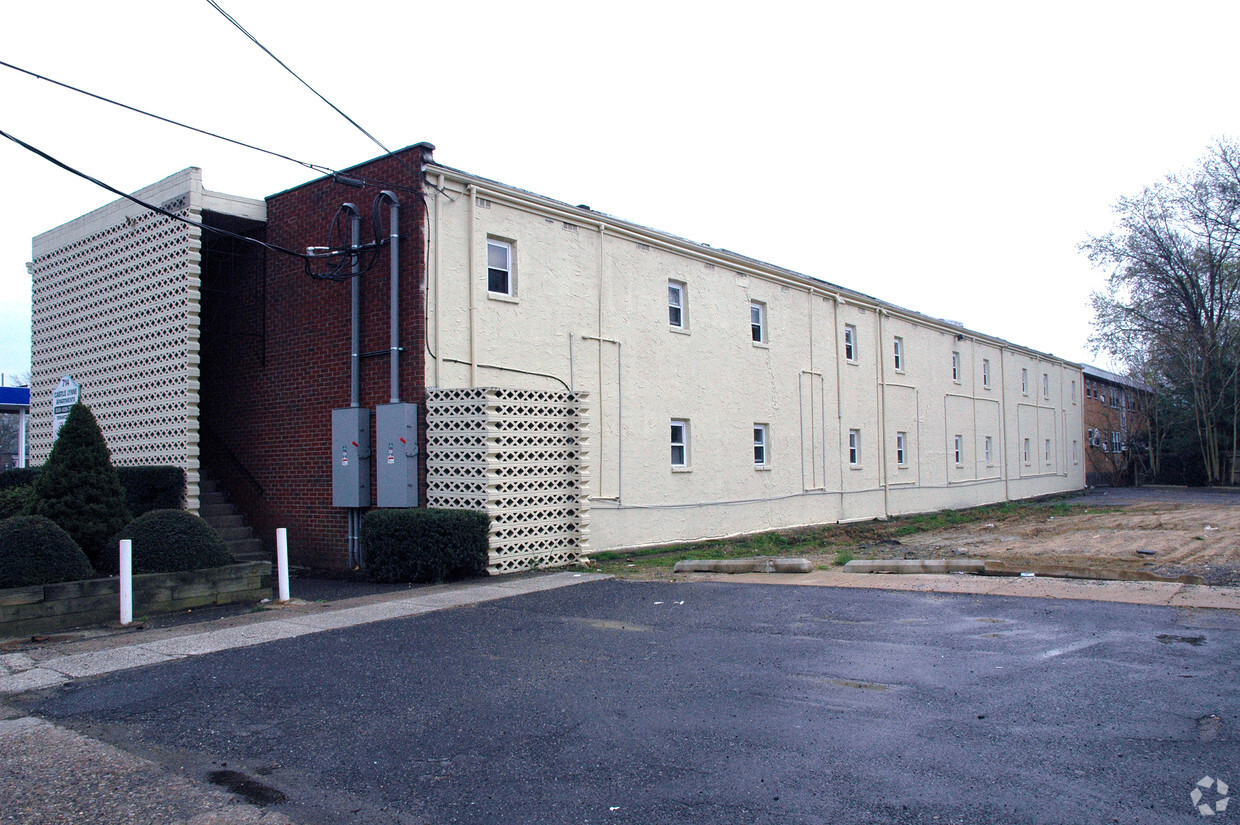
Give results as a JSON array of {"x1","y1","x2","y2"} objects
[
  {"x1": 378, "y1": 191, "x2": 401, "y2": 403},
  {"x1": 344, "y1": 203, "x2": 362, "y2": 408},
  {"x1": 467, "y1": 185, "x2": 478, "y2": 387}
]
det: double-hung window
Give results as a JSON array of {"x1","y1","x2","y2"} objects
[
  {"x1": 984, "y1": 436, "x2": 993, "y2": 465},
  {"x1": 893, "y1": 337, "x2": 904, "y2": 371},
  {"x1": 896, "y1": 431, "x2": 907, "y2": 465},
  {"x1": 1045, "y1": 438, "x2": 1051, "y2": 463},
  {"x1": 1023, "y1": 438, "x2": 1031, "y2": 464},
  {"x1": 753, "y1": 424, "x2": 768, "y2": 467},
  {"x1": 954, "y1": 434, "x2": 963, "y2": 465},
  {"x1": 750, "y1": 301, "x2": 766, "y2": 343},
  {"x1": 1021, "y1": 368, "x2": 1029, "y2": 395},
  {"x1": 670, "y1": 419, "x2": 689, "y2": 467},
  {"x1": 982, "y1": 359, "x2": 991, "y2": 388},
  {"x1": 668, "y1": 280, "x2": 687, "y2": 329},
  {"x1": 848, "y1": 429, "x2": 861, "y2": 466},
  {"x1": 844, "y1": 325, "x2": 857, "y2": 361},
  {"x1": 1042, "y1": 373, "x2": 1050, "y2": 399},
  {"x1": 952, "y1": 352, "x2": 961, "y2": 382},
  {"x1": 487, "y1": 239, "x2": 513, "y2": 296}
]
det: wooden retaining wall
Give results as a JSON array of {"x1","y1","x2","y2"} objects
[{"x1": 0, "y1": 562, "x2": 272, "y2": 639}]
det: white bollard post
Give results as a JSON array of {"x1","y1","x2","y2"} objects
[
  {"x1": 276, "y1": 528, "x2": 290, "y2": 602},
  {"x1": 118, "y1": 539, "x2": 133, "y2": 625}
]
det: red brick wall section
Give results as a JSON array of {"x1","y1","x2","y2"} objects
[{"x1": 201, "y1": 146, "x2": 431, "y2": 570}]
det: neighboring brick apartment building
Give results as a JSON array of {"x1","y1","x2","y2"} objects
[
  {"x1": 28, "y1": 143, "x2": 1086, "y2": 572},
  {"x1": 1081, "y1": 365, "x2": 1152, "y2": 486}
]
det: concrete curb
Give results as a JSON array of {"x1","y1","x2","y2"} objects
[
  {"x1": 673, "y1": 558, "x2": 813, "y2": 574},
  {"x1": 0, "y1": 571, "x2": 611, "y2": 697},
  {"x1": 842, "y1": 559, "x2": 986, "y2": 575}
]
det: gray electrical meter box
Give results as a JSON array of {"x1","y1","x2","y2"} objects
[
  {"x1": 332, "y1": 408, "x2": 371, "y2": 507},
  {"x1": 376, "y1": 403, "x2": 419, "y2": 508}
]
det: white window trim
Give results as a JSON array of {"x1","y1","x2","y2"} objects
[
  {"x1": 982, "y1": 359, "x2": 991, "y2": 389},
  {"x1": 671, "y1": 418, "x2": 689, "y2": 469},
  {"x1": 1042, "y1": 373, "x2": 1050, "y2": 399},
  {"x1": 954, "y1": 434, "x2": 963, "y2": 466},
  {"x1": 844, "y1": 324, "x2": 857, "y2": 363},
  {"x1": 984, "y1": 436, "x2": 993, "y2": 466},
  {"x1": 750, "y1": 301, "x2": 767, "y2": 346},
  {"x1": 1044, "y1": 438, "x2": 1052, "y2": 464},
  {"x1": 1021, "y1": 368, "x2": 1028, "y2": 395},
  {"x1": 1023, "y1": 437, "x2": 1031, "y2": 465},
  {"x1": 486, "y1": 238, "x2": 515, "y2": 298},
  {"x1": 668, "y1": 280, "x2": 688, "y2": 331},
  {"x1": 848, "y1": 429, "x2": 861, "y2": 467},
  {"x1": 893, "y1": 337, "x2": 904, "y2": 372},
  {"x1": 952, "y1": 352, "x2": 961, "y2": 383},
  {"x1": 896, "y1": 431, "x2": 907, "y2": 466},
  {"x1": 753, "y1": 423, "x2": 769, "y2": 468}
]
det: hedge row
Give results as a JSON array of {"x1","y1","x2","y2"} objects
[
  {"x1": 0, "y1": 466, "x2": 185, "y2": 516},
  {"x1": 362, "y1": 508, "x2": 489, "y2": 583}
]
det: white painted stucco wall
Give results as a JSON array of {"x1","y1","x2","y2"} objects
[{"x1": 424, "y1": 166, "x2": 1084, "y2": 551}]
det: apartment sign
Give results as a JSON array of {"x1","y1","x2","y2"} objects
[{"x1": 52, "y1": 375, "x2": 80, "y2": 438}]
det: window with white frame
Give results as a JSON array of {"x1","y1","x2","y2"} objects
[
  {"x1": 1111, "y1": 431, "x2": 1122, "y2": 453},
  {"x1": 670, "y1": 419, "x2": 689, "y2": 467},
  {"x1": 668, "y1": 280, "x2": 687, "y2": 329},
  {"x1": 984, "y1": 436, "x2": 993, "y2": 465},
  {"x1": 896, "y1": 431, "x2": 907, "y2": 465},
  {"x1": 848, "y1": 429, "x2": 860, "y2": 466},
  {"x1": 1023, "y1": 438, "x2": 1030, "y2": 464},
  {"x1": 982, "y1": 358, "x2": 991, "y2": 388},
  {"x1": 487, "y1": 238, "x2": 514, "y2": 296},
  {"x1": 753, "y1": 424, "x2": 768, "y2": 467},
  {"x1": 1021, "y1": 368, "x2": 1028, "y2": 394},
  {"x1": 954, "y1": 434, "x2": 963, "y2": 465},
  {"x1": 750, "y1": 301, "x2": 766, "y2": 343},
  {"x1": 1044, "y1": 438, "x2": 1051, "y2": 463},
  {"x1": 952, "y1": 351, "x2": 961, "y2": 382},
  {"x1": 1042, "y1": 373, "x2": 1049, "y2": 399},
  {"x1": 844, "y1": 325, "x2": 857, "y2": 361},
  {"x1": 893, "y1": 337, "x2": 904, "y2": 371}
]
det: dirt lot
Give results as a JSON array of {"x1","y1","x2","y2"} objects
[
  {"x1": 865, "y1": 499, "x2": 1240, "y2": 585},
  {"x1": 593, "y1": 489, "x2": 1240, "y2": 586}
]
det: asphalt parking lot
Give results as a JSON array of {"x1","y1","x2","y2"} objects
[{"x1": 11, "y1": 579, "x2": 1239, "y2": 825}]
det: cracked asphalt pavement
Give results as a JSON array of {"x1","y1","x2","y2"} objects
[{"x1": 8, "y1": 580, "x2": 1240, "y2": 824}]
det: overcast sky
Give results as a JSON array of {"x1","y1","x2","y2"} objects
[{"x1": 4, "y1": 0, "x2": 1239, "y2": 386}]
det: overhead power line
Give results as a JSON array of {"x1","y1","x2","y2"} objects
[
  {"x1": 0, "y1": 128, "x2": 376, "y2": 280},
  {"x1": 203, "y1": 0, "x2": 392, "y2": 156},
  {"x1": 0, "y1": 58, "x2": 421, "y2": 195}
]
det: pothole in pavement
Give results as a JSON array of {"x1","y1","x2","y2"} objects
[
  {"x1": 1197, "y1": 715, "x2": 1224, "y2": 742},
  {"x1": 208, "y1": 769, "x2": 288, "y2": 806}
]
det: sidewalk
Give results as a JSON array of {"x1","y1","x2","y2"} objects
[
  {"x1": 689, "y1": 567, "x2": 1240, "y2": 609},
  {"x1": 0, "y1": 571, "x2": 612, "y2": 697}
]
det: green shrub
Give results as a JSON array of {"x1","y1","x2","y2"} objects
[
  {"x1": 114, "y1": 509, "x2": 234, "y2": 574},
  {"x1": 362, "y1": 508, "x2": 489, "y2": 583},
  {"x1": 0, "y1": 467, "x2": 40, "y2": 491},
  {"x1": 117, "y1": 466, "x2": 186, "y2": 516},
  {"x1": 0, "y1": 485, "x2": 38, "y2": 519},
  {"x1": 1, "y1": 467, "x2": 185, "y2": 517},
  {"x1": 0, "y1": 515, "x2": 95, "y2": 588},
  {"x1": 34, "y1": 403, "x2": 132, "y2": 569}
]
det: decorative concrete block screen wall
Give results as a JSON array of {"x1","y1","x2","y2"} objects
[
  {"x1": 30, "y1": 181, "x2": 199, "y2": 480},
  {"x1": 426, "y1": 388, "x2": 590, "y2": 573}
]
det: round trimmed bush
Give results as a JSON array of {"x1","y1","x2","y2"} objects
[
  {"x1": 114, "y1": 509, "x2": 234, "y2": 574},
  {"x1": 0, "y1": 515, "x2": 95, "y2": 588}
]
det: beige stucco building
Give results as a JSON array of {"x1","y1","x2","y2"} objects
[{"x1": 424, "y1": 163, "x2": 1085, "y2": 552}]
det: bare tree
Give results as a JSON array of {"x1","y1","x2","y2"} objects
[{"x1": 1084, "y1": 139, "x2": 1240, "y2": 484}]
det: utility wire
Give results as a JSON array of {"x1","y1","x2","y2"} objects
[
  {"x1": 203, "y1": 0, "x2": 392, "y2": 156},
  {"x1": 0, "y1": 58, "x2": 421, "y2": 195},
  {"x1": 0, "y1": 128, "x2": 376, "y2": 280}
]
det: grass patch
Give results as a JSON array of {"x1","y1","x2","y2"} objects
[{"x1": 590, "y1": 497, "x2": 1103, "y2": 579}]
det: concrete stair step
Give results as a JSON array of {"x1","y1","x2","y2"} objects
[
  {"x1": 216, "y1": 525, "x2": 254, "y2": 541},
  {"x1": 199, "y1": 479, "x2": 219, "y2": 494},
  {"x1": 229, "y1": 537, "x2": 269, "y2": 563},
  {"x1": 198, "y1": 502, "x2": 236, "y2": 519},
  {"x1": 198, "y1": 491, "x2": 229, "y2": 507},
  {"x1": 204, "y1": 513, "x2": 245, "y2": 529}
]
